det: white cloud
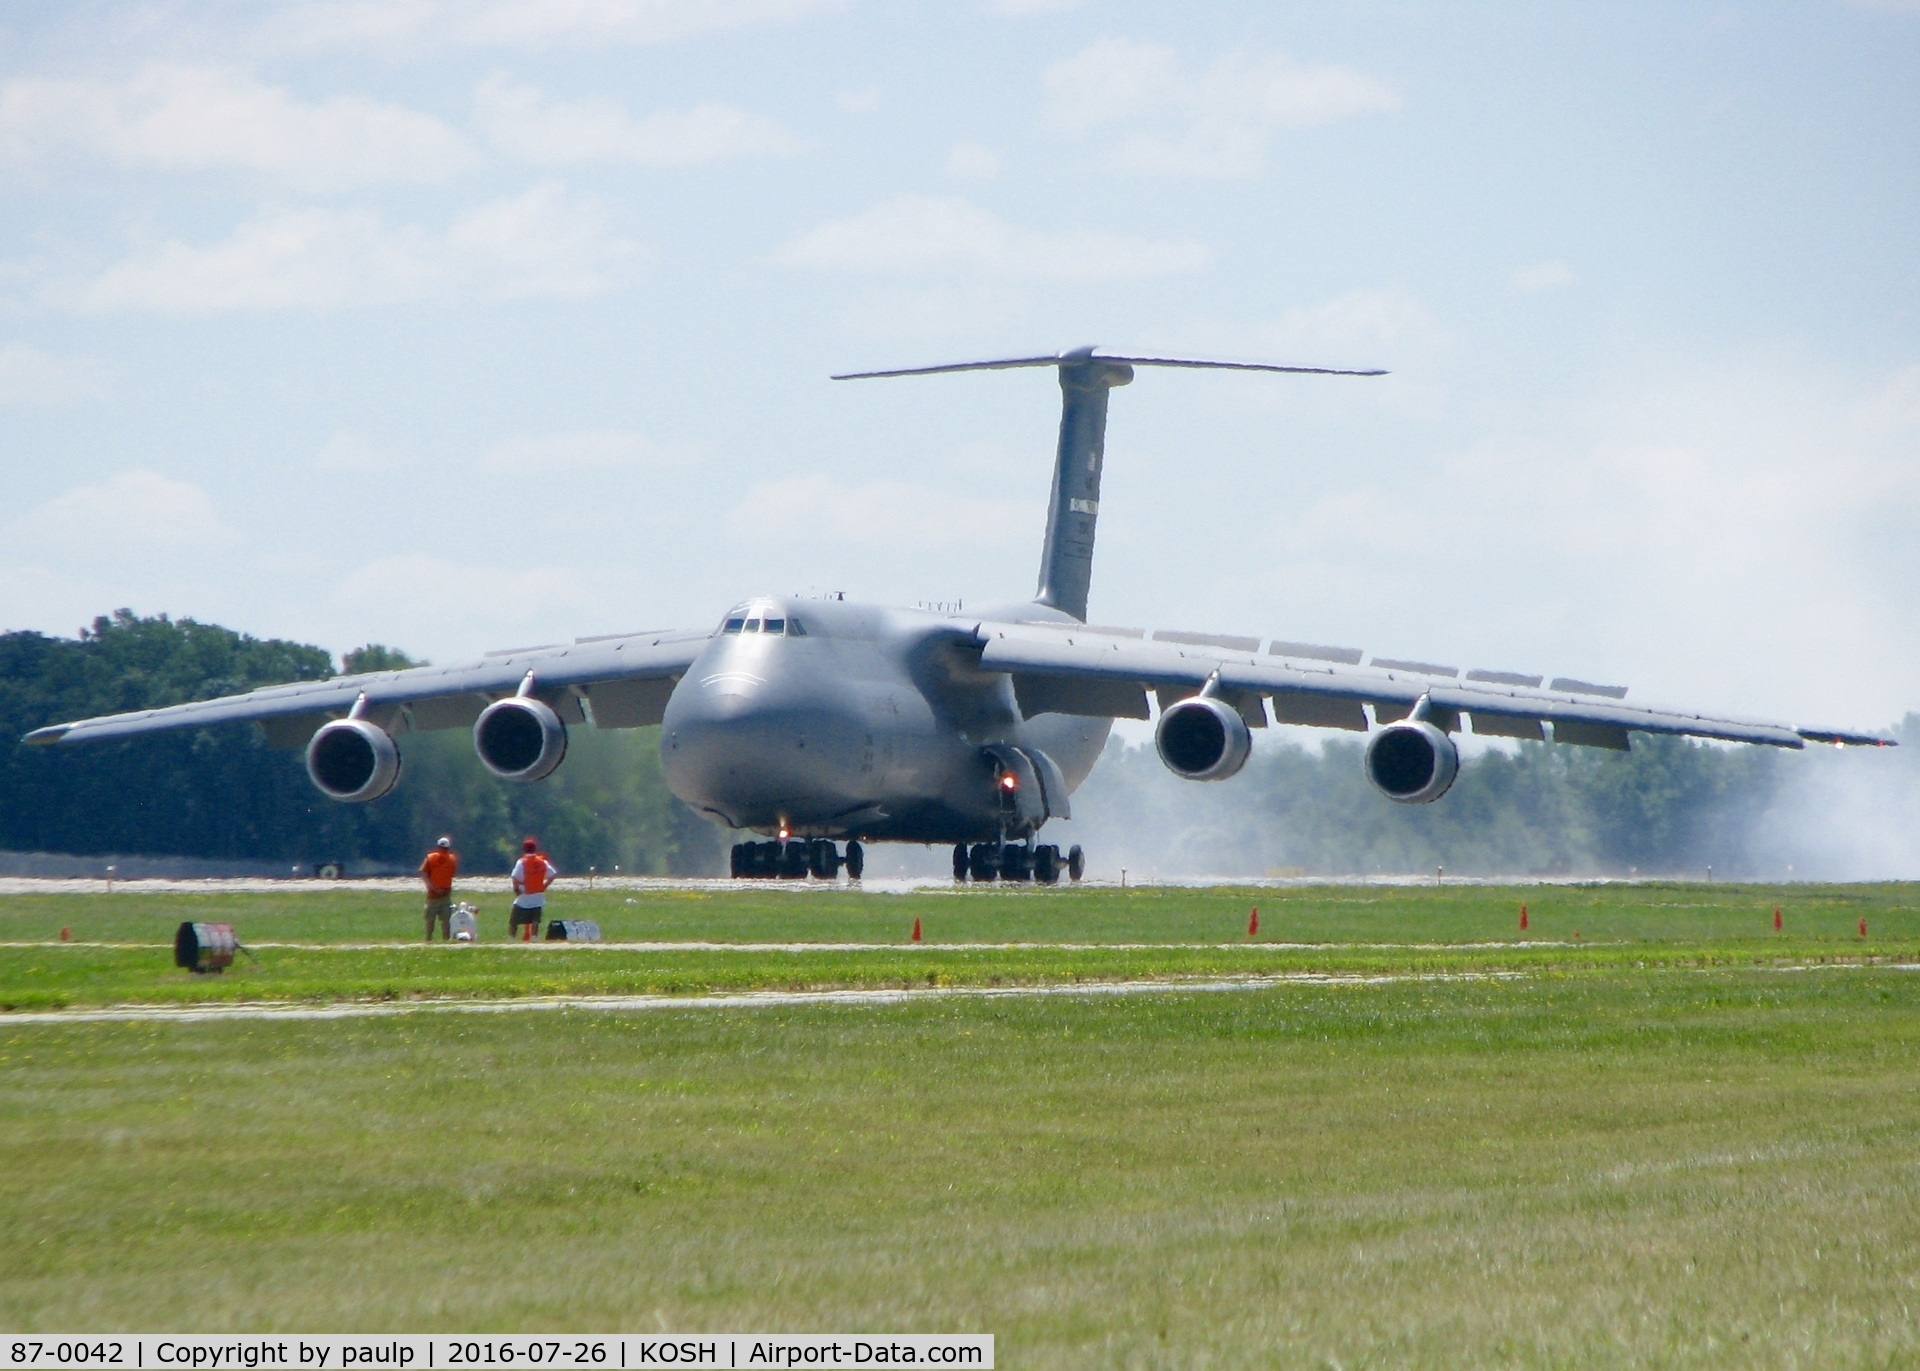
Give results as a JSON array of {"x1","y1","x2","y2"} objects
[
  {"x1": 1044, "y1": 39, "x2": 1399, "y2": 177},
  {"x1": 775, "y1": 195, "x2": 1207, "y2": 281},
  {"x1": 474, "y1": 78, "x2": 804, "y2": 166},
  {"x1": 315, "y1": 432, "x2": 395, "y2": 474},
  {"x1": 943, "y1": 141, "x2": 1000, "y2": 179},
  {"x1": 837, "y1": 284, "x2": 1030, "y2": 340},
  {"x1": 835, "y1": 87, "x2": 884, "y2": 114},
  {"x1": 1513, "y1": 260, "x2": 1575, "y2": 291},
  {"x1": 1254, "y1": 289, "x2": 1448, "y2": 362},
  {"x1": 0, "y1": 65, "x2": 474, "y2": 189},
  {"x1": 1239, "y1": 360, "x2": 1920, "y2": 724},
  {"x1": 77, "y1": 184, "x2": 640, "y2": 312},
  {"x1": 0, "y1": 344, "x2": 108, "y2": 404},
  {"x1": 478, "y1": 429, "x2": 683, "y2": 472},
  {"x1": 333, "y1": 554, "x2": 583, "y2": 627},
  {"x1": 10, "y1": 471, "x2": 234, "y2": 549},
  {"x1": 729, "y1": 475, "x2": 1029, "y2": 550},
  {"x1": 261, "y1": 0, "x2": 838, "y2": 53}
]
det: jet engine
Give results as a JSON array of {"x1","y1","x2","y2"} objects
[
  {"x1": 473, "y1": 695, "x2": 568, "y2": 781},
  {"x1": 305, "y1": 718, "x2": 401, "y2": 802},
  {"x1": 1155, "y1": 695, "x2": 1252, "y2": 781},
  {"x1": 1364, "y1": 719, "x2": 1459, "y2": 804}
]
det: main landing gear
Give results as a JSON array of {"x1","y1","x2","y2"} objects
[
  {"x1": 730, "y1": 838, "x2": 864, "y2": 881},
  {"x1": 952, "y1": 841, "x2": 1083, "y2": 884}
]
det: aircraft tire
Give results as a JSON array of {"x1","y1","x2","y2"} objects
[
  {"x1": 729, "y1": 844, "x2": 745, "y2": 879},
  {"x1": 846, "y1": 841, "x2": 865, "y2": 881},
  {"x1": 1067, "y1": 845, "x2": 1085, "y2": 882},
  {"x1": 1002, "y1": 844, "x2": 1033, "y2": 882},
  {"x1": 952, "y1": 843, "x2": 969, "y2": 882},
  {"x1": 968, "y1": 842, "x2": 1000, "y2": 882},
  {"x1": 808, "y1": 839, "x2": 840, "y2": 879},
  {"x1": 778, "y1": 841, "x2": 809, "y2": 879},
  {"x1": 1034, "y1": 845, "x2": 1060, "y2": 884}
]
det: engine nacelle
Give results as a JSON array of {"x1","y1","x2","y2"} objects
[
  {"x1": 473, "y1": 695, "x2": 568, "y2": 781},
  {"x1": 1155, "y1": 695, "x2": 1252, "y2": 781},
  {"x1": 1364, "y1": 719, "x2": 1459, "y2": 804},
  {"x1": 305, "y1": 718, "x2": 401, "y2": 802}
]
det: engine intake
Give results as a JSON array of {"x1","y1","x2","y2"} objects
[
  {"x1": 305, "y1": 718, "x2": 401, "y2": 802},
  {"x1": 1155, "y1": 695, "x2": 1252, "y2": 781},
  {"x1": 474, "y1": 696, "x2": 568, "y2": 781},
  {"x1": 1364, "y1": 719, "x2": 1459, "y2": 804}
]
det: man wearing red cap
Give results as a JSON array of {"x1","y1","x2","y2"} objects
[{"x1": 509, "y1": 837, "x2": 558, "y2": 941}]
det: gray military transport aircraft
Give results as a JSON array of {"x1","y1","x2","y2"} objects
[{"x1": 26, "y1": 348, "x2": 1894, "y2": 882}]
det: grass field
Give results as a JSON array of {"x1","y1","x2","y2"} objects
[{"x1": 3, "y1": 881, "x2": 1920, "y2": 1365}]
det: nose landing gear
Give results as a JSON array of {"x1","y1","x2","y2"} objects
[
  {"x1": 729, "y1": 839, "x2": 865, "y2": 881},
  {"x1": 952, "y1": 841, "x2": 1083, "y2": 884}
]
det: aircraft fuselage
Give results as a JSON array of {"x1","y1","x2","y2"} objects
[{"x1": 660, "y1": 596, "x2": 1109, "y2": 843}]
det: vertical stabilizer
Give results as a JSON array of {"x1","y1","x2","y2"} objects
[
  {"x1": 832, "y1": 347, "x2": 1385, "y2": 624},
  {"x1": 1034, "y1": 349, "x2": 1132, "y2": 621}
]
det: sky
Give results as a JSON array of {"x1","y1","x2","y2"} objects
[{"x1": 3, "y1": 0, "x2": 1918, "y2": 735}]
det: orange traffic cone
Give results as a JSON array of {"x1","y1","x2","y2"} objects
[
  {"x1": 911, "y1": 917, "x2": 922, "y2": 943},
  {"x1": 1773, "y1": 906, "x2": 1782, "y2": 931},
  {"x1": 59, "y1": 927, "x2": 70, "y2": 941},
  {"x1": 1248, "y1": 907, "x2": 1259, "y2": 938},
  {"x1": 1859, "y1": 917, "x2": 1868, "y2": 939},
  {"x1": 1519, "y1": 904, "x2": 1529, "y2": 932}
]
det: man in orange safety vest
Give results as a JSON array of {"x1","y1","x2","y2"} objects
[
  {"x1": 419, "y1": 836, "x2": 458, "y2": 942},
  {"x1": 509, "y1": 836, "x2": 558, "y2": 941}
]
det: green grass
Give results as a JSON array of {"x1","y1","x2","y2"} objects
[
  {"x1": 4, "y1": 971, "x2": 1920, "y2": 1366},
  {"x1": 5, "y1": 883, "x2": 1920, "y2": 1363}
]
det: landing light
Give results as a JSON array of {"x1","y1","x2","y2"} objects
[{"x1": 1000, "y1": 774, "x2": 1017, "y2": 790}]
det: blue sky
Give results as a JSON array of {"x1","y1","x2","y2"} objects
[{"x1": 3, "y1": 0, "x2": 1917, "y2": 731}]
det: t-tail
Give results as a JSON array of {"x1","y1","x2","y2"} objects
[{"x1": 833, "y1": 346, "x2": 1386, "y2": 622}]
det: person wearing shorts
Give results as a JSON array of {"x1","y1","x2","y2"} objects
[
  {"x1": 419, "y1": 836, "x2": 458, "y2": 941},
  {"x1": 509, "y1": 836, "x2": 557, "y2": 940}
]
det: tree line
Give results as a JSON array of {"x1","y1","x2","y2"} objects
[{"x1": 0, "y1": 611, "x2": 721, "y2": 875}]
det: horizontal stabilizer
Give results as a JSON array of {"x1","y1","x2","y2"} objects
[{"x1": 833, "y1": 346, "x2": 1387, "y2": 381}]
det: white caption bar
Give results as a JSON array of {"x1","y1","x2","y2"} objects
[{"x1": 1, "y1": 1339, "x2": 990, "y2": 1371}]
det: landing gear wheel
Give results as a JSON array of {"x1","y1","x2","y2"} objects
[
  {"x1": 968, "y1": 842, "x2": 1000, "y2": 882},
  {"x1": 845, "y1": 840, "x2": 865, "y2": 881},
  {"x1": 952, "y1": 843, "x2": 969, "y2": 882},
  {"x1": 730, "y1": 843, "x2": 745, "y2": 879},
  {"x1": 1001, "y1": 844, "x2": 1033, "y2": 882},
  {"x1": 778, "y1": 841, "x2": 809, "y2": 879},
  {"x1": 1033, "y1": 844, "x2": 1060, "y2": 885},
  {"x1": 808, "y1": 839, "x2": 840, "y2": 880},
  {"x1": 1067, "y1": 844, "x2": 1085, "y2": 882}
]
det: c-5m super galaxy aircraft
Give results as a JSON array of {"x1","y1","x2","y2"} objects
[{"x1": 26, "y1": 348, "x2": 1894, "y2": 882}]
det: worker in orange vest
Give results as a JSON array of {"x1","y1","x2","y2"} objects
[
  {"x1": 509, "y1": 836, "x2": 558, "y2": 941},
  {"x1": 419, "y1": 836, "x2": 458, "y2": 942}
]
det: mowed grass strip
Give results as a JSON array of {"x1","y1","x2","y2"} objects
[
  {"x1": 3, "y1": 970, "x2": 1919, "y2": 1368},
  {"x1": 4, "y1": 880, "x2": 1917, "y2": 948}
]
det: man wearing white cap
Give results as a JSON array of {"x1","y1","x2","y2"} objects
[{"x1": 419, "y1": 836, "x2": 459, "y2": 942}]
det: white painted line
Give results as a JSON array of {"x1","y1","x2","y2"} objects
[{"x1": 0, "y1": 970, "x2": 1524, "y2": 1026}]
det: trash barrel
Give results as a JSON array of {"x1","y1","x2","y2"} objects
[
  {"x1": 544, "y1": 919, "x2": 602, "y2": 943},
  {"x1": 174, "y1": 921, "x2": 238, "y2": 974}
]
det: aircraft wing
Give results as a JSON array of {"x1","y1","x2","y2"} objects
[
  {"x1": 23, "y1": 628, "x2": 711, "y2": 749},
  {"x1": 975, "y1": 620, "x2": 1892, "y2": 751}
]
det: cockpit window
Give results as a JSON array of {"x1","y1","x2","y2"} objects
[
  {"x1": 763, "y1": 618, "x2": 786, "y2": 634},
  {"x1": 786, "y1": 617, "x2": 806, "y2": 636},
  {"x1": 744, "y1": 619, "x2": 762, "y2": 633},
  {"x1": 723, "y1": 617, "x2": 745, "y2": 634}
]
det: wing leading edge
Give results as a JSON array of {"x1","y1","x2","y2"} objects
[
  {"x1": 23, "y1": 629, "x2": 710, "y2": 748},
  {"x1": 976, "y1": 621, "x2": 1893, "y2": 750}
]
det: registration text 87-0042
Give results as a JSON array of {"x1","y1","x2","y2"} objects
[{"x1": 12, "y1": 1347, "x2": 126, "y2": 1366}]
